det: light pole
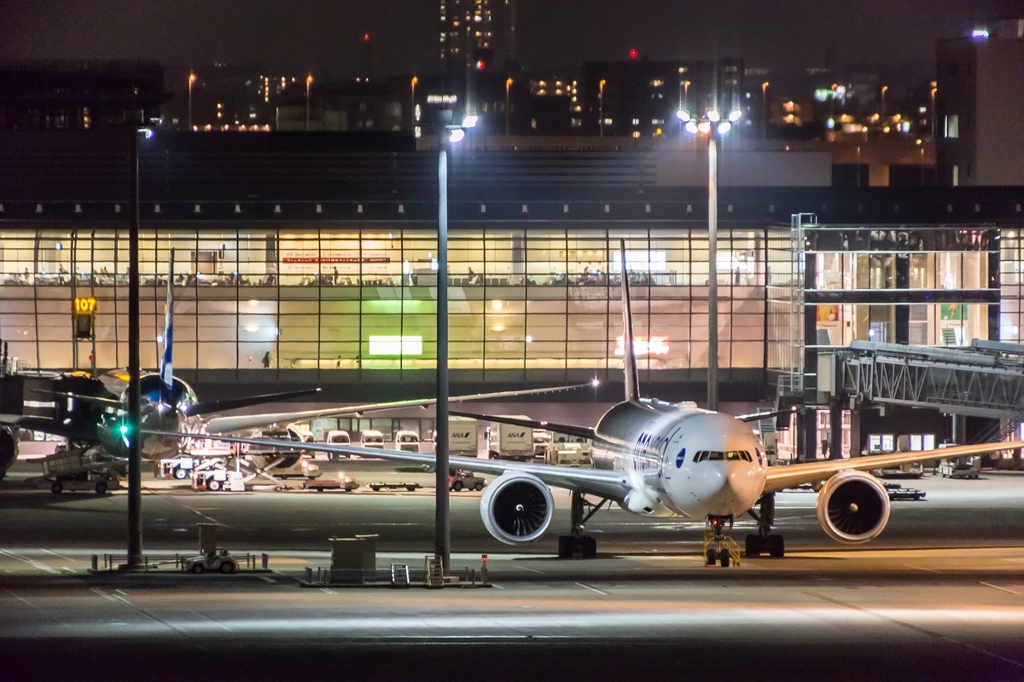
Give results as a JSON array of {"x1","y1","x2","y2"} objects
[
  {"x1": 305, "y1": 74, "x2": 313, "y2": 131},
  {"x1": 435, "y1": 110, "x2": 475, "y2": 571},
  {"x1": 505, "y1": 77, "x2": 513, "y2": 135},
  {"x1": 126, "y1": 125, "x2": 152, "y2": 569},
  {"x1": 187, "y1": 72, "x2": 196, "y2": 130},
  {"x1": 880, "y1": 84, "x2": 888, "y2": 118},
  {"x1": 598, "y1": 78, "x2": 606, "y2": 137},
  {"x1": 679, "y1": 106, "x2": 741, "y2": 412},
  {"x1": 761, "y1": 81, "x2": 769, "y2": 140},
  {"x1": 410, "y1": 76, "x2": 418, "y2": 130},
  {"x1": 930, "y1": 82, "x2": 937, "y2": 138}
]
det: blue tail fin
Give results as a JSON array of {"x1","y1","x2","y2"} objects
[
  {"x1": 159, "y1": 249, "x2": 175, "y2": 408},
  {"x1": 618, "y1": 239, "x2": 640, "y2": 402}
]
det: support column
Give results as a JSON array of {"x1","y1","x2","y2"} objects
[
  {"x1": 849, "y1": 406, "x2": 862, "y2": 458},
  {"x1": 895, "y1": 251, "x2": 910, "y2": 344},
  {"x1": 829, "y1": 402, "x2": 843, "y2": 460},
  {"x1": 799, "y1": 408, "x2": 818, "y2": 462},
  {"x1": 126, "y1": 129, "x2": 142, "y2": 568}
]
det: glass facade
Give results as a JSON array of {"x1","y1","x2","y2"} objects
[{"x1": 0, "y1": 225, "x2": 767, "y2": 373}]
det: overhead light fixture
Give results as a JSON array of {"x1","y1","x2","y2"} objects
[
  {"x1": 449, "y1": 128, "x2": 466, "y2": 143},
  {"x1": 707, "y1": 110, "x2": 721, "y2": 122},
  {"x1": 675, "y1": 109, "x2": 691, "y2": 122},
  {"x1": 728, "y1": 109, "x2": 742, "y2": 122},
  {"x1": 718, "y1": 121, "x2": 732, "y2": 134},
  {"x1": 461, "y1": 114, "x2": 478, "y2": 128},
  {"x1": 685, "y1": 120, "x2": 699, "y2": 134},
  {"x1": 697, "y1": 120, "x2": 712, "y2": 134}
]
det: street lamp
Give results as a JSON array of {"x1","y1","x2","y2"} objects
[
  {"x1": 761, "y1": 81, "x2": 769, "y2": 140},
  {"x1": 930, "y1": 82, "x2": 937, "y2": 138},
  {"x1": 305, "y1": 74, "x2": 313, "y2": 131},
  {"x1": 434, "y1": 110, "x2": 476, "y2": 571},
  {"x1": 880, "y1": 84, "x2": 888, "y2": 117},
  {"x1": 410, "y1": 76, "x2": 418, "y2": 130},
  {"x1": 505, "y1": 77, "x2": 513, "y2": 135},
  {"x1": 598, "y1": 79, "x2": 607, "y2": 137},
  {"x1": 187, "y1": 72, "x2": 197, "y2": 130},
  {"x1": 681, "y1": 107, "x2": 741, "y2": 412}
]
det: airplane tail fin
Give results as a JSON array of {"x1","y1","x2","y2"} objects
[
  {"x1": 618, "y1": 239, "x2": 640, "y2": 402},
  {"x1": 159, "y1": 249, "x2": 175, "y2": 407}
]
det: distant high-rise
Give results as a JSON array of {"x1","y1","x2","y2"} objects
[{"x1": 440, "y1": 0, "x2": 493, "y2": 66}]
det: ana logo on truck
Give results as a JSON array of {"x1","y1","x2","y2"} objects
[
  {"x1": 508, "y1": 431, "x2": 526, "y2": 438},
  {"x1": 452, "y1": 432, "x2": 471, "y2": 438}
]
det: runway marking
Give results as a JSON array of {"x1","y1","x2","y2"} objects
[
  {"x1": 903, "y1": 563, "x2": 940, "y2": 573},
  {"x1": 575, "y1": 582, "x2": 609, "y2": 596},
  {"x1": 143, "y1": 485, "x2": 227, "y2": 527},
  {"x1": 515, "y1": 565, "x2": 545, "y2": 574},
  {"x1": 40, "y1": 548, "x2": 72, "y2": 561},
  {"x1": 980, "y1": 582, "x2": 1021, "y2": 596},
  {"x1": 0, "y1": 549, "x2": 58, "y2": 574},
  {"x1": 807, "y1": 590, "x2": 1024, "y2": 670},
  {"x1": 259, "y1": 576, "x2": 276, "y2": 584},
  {"x1": 91, "y1": 587, "x2": 118, "y2": 603},
  {"x1": 321, "y1": 588, "x2": 337, "y2": 594},
  {"x1": 3, "y1": 588, "x2": 38, "y2": 609}
]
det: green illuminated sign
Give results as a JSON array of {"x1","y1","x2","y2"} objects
[{"x1": 368, "y1": 336, "x2": 423, "y2": 356}]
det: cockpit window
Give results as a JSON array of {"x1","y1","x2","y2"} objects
[{"x1": 694, "y1": 450, "x2": 752, "y2": 463}]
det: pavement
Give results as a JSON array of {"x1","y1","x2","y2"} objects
[{"x1": 3, "y1": 460, "x2": 1024, "y2": 680}]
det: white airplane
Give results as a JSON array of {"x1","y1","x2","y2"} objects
[{"x1": 146, "y1": 240, "x2": 1023, "y2": 565}]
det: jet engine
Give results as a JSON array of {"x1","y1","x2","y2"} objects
[
  {"x1": 480, "y1": 472, "x2": 554, "y2": 545},
  {"x1": 815, "y1": 469, "x2": 891, "y2": 544},
  {"x1": 0, "y1": 426, "x2": 17, "y2": 478}
]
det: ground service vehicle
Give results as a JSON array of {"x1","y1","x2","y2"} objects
[
  {"x1": 323, "y1": 430, "x2": 351, "y2": 460},
  {"x1": 487, "y1": 417, "x2": 534, "y2": 461},
  {"x1": 183, "y1": 549, "x2": 238, "y2": 574},
  {"x1": 192, "y1": 468, "x2": 246, "y2": 492},
  {"x1": 449, "y1": 417, "x2": 478, "y2": 457},
  {"x1": 533, "y1": 430, "x2": 551, "y2": 459},
  {"x1": 303, "y1": 473, "x2": 358, "y2": 492},
  {"x1": 360, "y1": 430, "x2": 385, "y2": 449},
  {"x1": 392, "y1": 430, "x2": 422, "y2": 452},
  {"x1": 547, "y1": 433, "x2": 594, "y2": 467},
  {"x1": 940, "y1": 457, "x2": 982, "y2": 479},
  {"x1": 449, "y1": 469, "x2": 486, "y2": 491}
]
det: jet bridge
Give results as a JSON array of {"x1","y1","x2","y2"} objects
[{"x1": 824, "y1": 340, "x2": 1024, "y2": 420}]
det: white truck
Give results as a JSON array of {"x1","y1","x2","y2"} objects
[
  {"x1": 487, "y1": 416, "x2": 534, "y2": 462},
  {"x1": 546, "y1": 433, "x2": 594, "y2": 468},
  {"x1": 449, "y1": 417, "x2": 478, "y2": 457}
]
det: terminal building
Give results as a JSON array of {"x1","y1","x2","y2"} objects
[{"x1": 1, "y1": 131, "x2": 1023, "y2": 460}]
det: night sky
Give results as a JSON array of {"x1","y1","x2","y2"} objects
[{"x1": 1, "y1": 0, "x2": 1020, "y2": 75}]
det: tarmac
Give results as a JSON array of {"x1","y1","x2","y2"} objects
[{"x1": 2, "y1": 460, "x2": 1024, "y2": 680}]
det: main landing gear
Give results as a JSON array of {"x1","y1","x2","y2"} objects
[
  {"x1": 557, "y1": 491, "x2": 608, "y2": 558},
  {"x1": 745, "y1": 493, "x2": 785, "y2": 558}
]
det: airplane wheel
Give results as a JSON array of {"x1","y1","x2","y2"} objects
[
  {"x1": 720, "y1": 552, "x2": 731, "y2": 568},
  {"x1": 766, "y1": 535, "x2": 785, "y2": 558},
  {"x1": 95, "y1": 481, "x2": 107, "y2": 495},
  {"x1": 745, "y1": 535, "x2": 763, "y2": 557},
  {"x1": 173, "y1": 468, "x2": 188, "y2": 480},
  {"x1": 705, "y1": 548, "x2": 718, "y2": 565},
  {"x1": 208, "y1": 480, "x2": 222, "y2": 492},
  {"x1": 51, "y1": 481, "x2": 63, "y2": 494},
  {"x1": 582, "y1": 535, "x2": 597, "y2": 558}
]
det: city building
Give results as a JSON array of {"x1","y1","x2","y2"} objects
[
  {"x1": 936, "y1": 19, "x2": 1024, "y2": 186},
  {"x1": 0, "y1": 60, "x2": 168, "y2": 130},
  {"x1": 581, "y1": 58, "x2": 744, "y2": 139}
]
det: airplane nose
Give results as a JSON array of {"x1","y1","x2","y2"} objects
[{"x1": 692, "y1": 466, "x2": 750, "y2": 515}]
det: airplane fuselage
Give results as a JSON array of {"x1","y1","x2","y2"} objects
[{"x1": 592, "y1": 401, "x2": 767, "y2": 519}]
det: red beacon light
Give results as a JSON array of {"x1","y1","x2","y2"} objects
[
  {"x1": 476, "y1": 60, "x2": 487, "y2": 70},
  {"x1": 363, "y1": 33, "x2": 371, "y2": 42},
  {"x1": 629, "y1": 48, "x2": 638, "y2": 60}
]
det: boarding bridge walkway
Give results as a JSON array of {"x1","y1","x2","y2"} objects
[{"x1": 821, "y1": 340, "x2": 1024, "y2": 420}]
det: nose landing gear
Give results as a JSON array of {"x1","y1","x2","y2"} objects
[
  {"x1": 704, "y1": 515, "x2": 740, "y2": 567},
  {"x1": 745, "y1": 493, "x2": 785, "y2": 558}
]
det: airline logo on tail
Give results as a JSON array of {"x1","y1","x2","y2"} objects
[{"x1": 160, "y1": 250, "x2": 175, "y2": 408}]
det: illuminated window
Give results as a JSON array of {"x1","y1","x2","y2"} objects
[{"x1": 944, "y1": 114, "x2": 959, "y2": 139}]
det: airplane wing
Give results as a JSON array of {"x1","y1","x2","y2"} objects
[
  {"x1": 762, "y1": 440, "x2": 1024, "y2": 494},
  {"x1": 202, "y1": 383, "x2": 595, "y2": 435},
  {"x1": 144, "y1": 429, "x2": 631, "y2": 501},
  {"x1": 188, "y1": 387, "x2": 323, "y2": 416},
  {"x1": 449, "y1": 410, "x2": 598, "y2": 442}
]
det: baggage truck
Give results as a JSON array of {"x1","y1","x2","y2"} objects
[
  {"x1": 487, "y1": 416, "x2": 534, "y2": 462},
  {"x1": 449, "y1": 417, "x2": 478, "y2": 457}
]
